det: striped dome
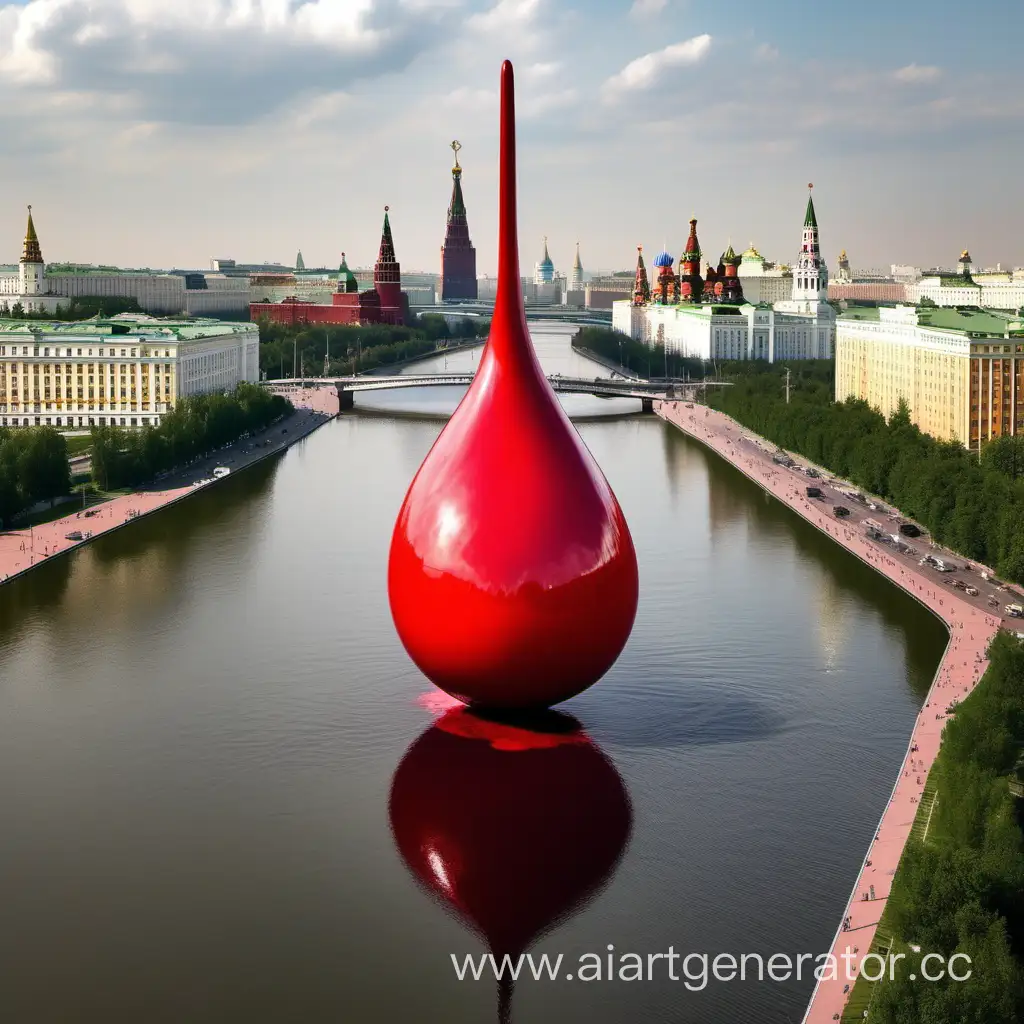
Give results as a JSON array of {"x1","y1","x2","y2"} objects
[{"x1": 653, "y1": 251, "x2": 674, "y2": 268}]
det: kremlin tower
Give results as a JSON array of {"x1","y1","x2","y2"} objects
[
  {"x1": 19, "y1": 206, "x2": 44, "y2": 298},
  {"x1": 373, "y1": 206, "x2": 404, "y2": 324},
  {"x1": 440, "y1": 141, "x2": 477, "y2": 301},
  {"x1": 787, "y1": 184, "x2": 829, "y2": 313}
]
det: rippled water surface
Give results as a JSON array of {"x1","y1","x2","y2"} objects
[{"x1": 0, "y1": 324, "x2": 945, "y2": 1023}]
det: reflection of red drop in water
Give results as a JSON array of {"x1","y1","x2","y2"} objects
[
  {"x1": 388, "y1": 707, "x2": 632, "y2": 1022},
  {"x1": 387, "y1": 60, "x2": 639, "y2": 710}
]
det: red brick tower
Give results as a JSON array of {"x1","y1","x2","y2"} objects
[
  {"x1": 374, "y1": 206, "x2": 404, "y2": 324},
  {"x1": 440, "y1": 141, "x2": 478, "y2": 301}
]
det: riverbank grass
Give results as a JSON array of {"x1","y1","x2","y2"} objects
[{"x1": 840, "y1": 769, "x2": 941, "y2": 1022}]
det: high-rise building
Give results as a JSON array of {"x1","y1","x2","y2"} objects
[
  {"x1": 440, "y1": 141, "x2": 477, "y2": 301},
  {"x1": 835, "y1": 305, "x2": 1024, "y2": 451}
]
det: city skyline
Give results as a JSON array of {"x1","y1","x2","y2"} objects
[{"x1": 0, "y1": 0, "x2": 1019, "y2": 273}]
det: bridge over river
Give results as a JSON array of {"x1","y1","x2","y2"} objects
[{"x1": 265, "y1": 373, "x2": 731, "y2": 411}]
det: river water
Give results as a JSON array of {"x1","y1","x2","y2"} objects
[{"x1": 0, "y1": 323, "x2": 945, "y2": 1023}]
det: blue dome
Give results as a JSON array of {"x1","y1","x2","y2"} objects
[{"x1": 653, "y1": 251, "x2": 674, "y2": 267}]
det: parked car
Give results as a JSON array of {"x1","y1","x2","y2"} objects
[
  {"x1": 833, "y1": 505, "x2": 850, "y2": 518},
  {"x1": 899, "y1": 523, "x2": 922, "y2": 538},
  {"x1": 806, "y1": 486, "x2": 823, "y2": 499}
]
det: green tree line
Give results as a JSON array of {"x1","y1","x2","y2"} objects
[
  {"x1": 0, "y1": 296, "x2": 150, "y2": 320},
  {"x1": 257, "y1": 313, "x2": 489, "y2": 378},
  {"x1": 571, "y1": 327, "x2": 706, "y2": 380},
  {"x1": 868, "y1": 632, "x2": 1024, "y2": 1021},
  {"x1": 91, "y1": 383, "x2": 292, "y2": 490},
  {"x1": 0, "y1": 427, "x2": 71, "y2": 526},
  {"x1": 702, "y1": 361, "x2": 1024, "y2": 583}
]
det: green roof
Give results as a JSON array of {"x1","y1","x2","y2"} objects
[
  {"x1": 0, "y1": 315, "x2": 253, "y2": 340},
  {"x1": 838, "y1": 305, "x2": 1016, "y2": 336},
  {"x1": 917, "y1": 307, "x2": 1013, "y2": 336},
  {"x1": 838, "y1": 307, "x2": 881, "y2": 321},
  {"x1": 804, "y1": 193, "x2": 818, "y2": 229}
]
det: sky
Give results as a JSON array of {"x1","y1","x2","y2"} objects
[{"x1": 0, "y1": 0, "x2": 1020, "y2": 276}]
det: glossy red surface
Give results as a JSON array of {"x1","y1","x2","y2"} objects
[
  {"x1": 387, "y1": 60, "x2": 639, "y2": 709},
  {"x1": 389, "y1": 707, "x2": 632, "y2": 1020}
]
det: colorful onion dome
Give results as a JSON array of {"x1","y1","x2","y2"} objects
[{"x1": 653, "y1": 251, "x2": 674, "y2": 268}]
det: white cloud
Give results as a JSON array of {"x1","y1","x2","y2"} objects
[
  {"x1": 467, "y1": 0, "x2": 543, "y2": 34},
  {"x1": 893, "y1": 63, "x2": 942, "y2": 84},
  {"x1": 524, "y1": 60, "x2": 560, "y2": 79},
  {"x1": 0, "y1": 0, "x2": 457, "y2": 122},
  {"x1": 629, "y1": 0, "x2": 667, "y2": 16},
  {"x1": 756, "y1": 42, "x2": 779, "y2": 61},
  {"x1": 602, "y1": 34, "x2": 711, "y2": 100}
]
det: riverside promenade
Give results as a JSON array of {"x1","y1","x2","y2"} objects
[
  {"x1": 0, "y1": 389, "x2": 339, "y2": 589},
  {"x1": 655, "y1": 401, "x2": 1008, "y2": 1024}
]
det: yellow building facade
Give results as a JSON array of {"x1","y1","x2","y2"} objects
[
  {"x1": 0, "y1": 314, "x2": 259, "y2": 429},
  {"x1": 836, "y1": 305, "x2": 1024, "y2": 451}
]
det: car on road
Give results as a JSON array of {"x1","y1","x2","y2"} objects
[
  {"x1": 965, "y1": 586, "x2": 979, "y2": 596},
  {"x1": 832, "y1": 505, "x2": 850, "y2": 518},
  {"x1": 899, "y1": 523, "x2": 922, "y2": 538}
]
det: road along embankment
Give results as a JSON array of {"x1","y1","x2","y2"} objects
[
  {"x1": 655, "y1": 400, "x2": 1007, "y2": 1024},
  {"x1": 0, "y1": 395, "x2": 339, "y2": 589}
]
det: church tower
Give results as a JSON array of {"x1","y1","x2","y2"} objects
[
  {"x1": 790, "y1": 184, "x2": 829, "y2": 311},
  {"x1": 440, "y1": 141, "x2": 477, "y2": 301},
  {"x1": 295, "y1": 250, "x2": 305, "y2": 271},
  {"x1": 570, "y1": 242, "x2": 583, "y2": 291},
  {"x1": 374, "y1": 206, "x2": 404, "y2": 324},
  {"x1": 677, "y1": 218, "x2": 704, "y2": 303},
  {"x1": 632, "y1": 246, "x2": 650, "y2": 305},
  {"x1": 19, "y1": 205, "x2": 44, "y2": 297}
]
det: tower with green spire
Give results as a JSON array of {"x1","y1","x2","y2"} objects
[
  {"x1": 295, "y1": 250, "x2": 305, "y2": 271},
  {"x1": 336, "y1": 252, "x2": 359, "y2": 294},
  {"x1": 790, "y1": 183, "x2": 828, "y2": 310},
  {"x1": 440, "y1": 140, "x2": 477, "y2": 301}
]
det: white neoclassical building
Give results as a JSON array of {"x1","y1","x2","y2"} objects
[
  {"x1": 613, "y1": 189, "x2": 835, "y2": 362},
  {"x1": 0, "y1": 314, "x2": 259, "y2": 429}
]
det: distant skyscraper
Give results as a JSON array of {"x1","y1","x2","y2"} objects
[
  {"x1": 295, "y1": 250, "x2": 305, "y2": 271},
  {"x1": 440, "y1": 141, "x2": 477, "y2": 301}
]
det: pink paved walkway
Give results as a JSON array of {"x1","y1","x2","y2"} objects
[
  {"x1": 655, "y1": 401, "x2": 1005, "y2": 1024},
  {"x1": 1, "y1": 390, "x2": 338, "y2": 589}
]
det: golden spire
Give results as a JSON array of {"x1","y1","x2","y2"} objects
[
  {"x1": 451, "y1": 139, "x2": 461, "y2": 173},
  {"x1": 21, "y1": 204, "x2": 42, "y2": 264}
]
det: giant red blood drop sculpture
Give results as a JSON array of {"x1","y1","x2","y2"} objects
[
  {"x1": 387, "y1": 60, "x2": 639, "y2": 709},
  {"x1": 389, "y1": 707, "x2": 632, "y2": 1021}
]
